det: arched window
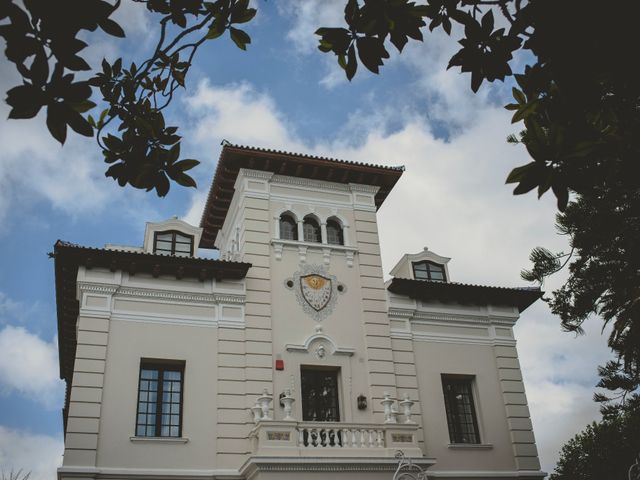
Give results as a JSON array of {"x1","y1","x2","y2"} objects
[
  {"x1": 154, "y1": 231, "x2": 194, "y2": 257},
  {"x1": 303, "y1": 216, "x2": 321, "y2": 243},
  {"x1": 326, "y1": 218, "x2": 344, "y2": 245},
  {"x1": 279, "y1": 213, "x2": 298, "y2": 240}
]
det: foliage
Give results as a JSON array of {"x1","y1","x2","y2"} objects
[
  {"x1": 522, "y1": 182, "x2": 640, "y2": 399},
  {"x1": 317, "y1": 0, "x2": 639, "y2": 212},
  {"x1": 0, "y1": 470, "x2": 31, "y2": 480},
  {"x1": 1, "y1": 0, "x2": 256, "y2": 196},
  {"x1": 549, "y1": 395, "x2": 640, "y2": 480}
]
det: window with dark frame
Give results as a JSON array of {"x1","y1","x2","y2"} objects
[
  {"x1": 300, "y1": 366, "x2": 341, "y2": 422},
  {"x1": 413, "y1": 261, "x2": 446, "y2": 282},
  {"x1": 279, "y1": 214, "x2": 298, "y2": 241},
  {"x1": 326, "y1": 218, "x2": 344, "y2": 245},
  {"x1": 135, "y1": 361, "x2": 185, "y2": 438},
  {"x1": 153, "y1": 230, "x2": 194, "y2": 257},
  {"x1": 302, "y1": 216, "x2": 321, "y2": 243},
  {"x1": 441, "y1": 376, "x2": 481, "y2": 444}
]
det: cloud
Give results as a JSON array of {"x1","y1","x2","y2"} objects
[
  {"x1": 0, "y1": 326, "x2": 64, "y2": 408},
  {"x1": 184, "y1": 80, "x2": 304, "y2": 157},
  {"x1": 516, "y1": 304, "x2": 613, "y2": 473},
  {"x1": 0, "y1": 426, "x2": 63, "y2": 480}
]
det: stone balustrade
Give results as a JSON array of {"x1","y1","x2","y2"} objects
[{"x1": 249, "y1": 420, "x2": 422, "y2": 458}]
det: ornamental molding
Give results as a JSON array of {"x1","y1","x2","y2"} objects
[
  {"x1": 388, "y1": 307, "x2": 517, "y2": 327},
  {"x1": 389, "y1": 307, "x2": 491, "y2": 325},
  {"x1": 409, "y1": 331, "x2": 516, "y2": 347},
  {"x1": 289, "y1": 264, "x2": 341, "y2": 321},
  {"x1": 241, "y1": 456, "x2": 435, "y2": 475},
  {"x1": 238, "y1": 168, "x2": 275, "y2": 181},
  {"x1": 286, "y1": 326, "x2": 355, "y2": 357},
  {"x1": 270, "y1": 174, "x2": 353, "y2": 193},
  {"x1": 271, "y1": 239, "x2": 357, "y2": 267},
  {"x1": 349, "y1": 182, "x2": 380, "y2": 194},
  {"x1": 77, "y1": 282, "x2": 118, "y2": 295},
  {"x1": 115, "y1": 287, "x2": 246, "y2": 305}
]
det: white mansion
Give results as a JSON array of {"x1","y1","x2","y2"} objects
[{"x1": 54, "y1": 144, "x2": 544, "y2": 480}]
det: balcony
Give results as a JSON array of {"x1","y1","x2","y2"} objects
[{"x1": 249, "y1": 420, "x2": 422, "y2": 458}]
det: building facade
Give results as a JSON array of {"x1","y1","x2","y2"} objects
[{"x1": 54, "y1": 144, "x2": 544, "y2": 480}]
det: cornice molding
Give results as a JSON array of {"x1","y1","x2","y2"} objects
[
  {"x1": 116, "y1": 287, "x2": 246, "y2": 305},
  {"x1": 240, "y1": 456, "x2": 436, "y2": 477},
  {"x1": 238, "y1": 168, "x2": 275, "y2": 181},
  {"x1": 388, "y1": 307, "x2": 518, "y2": 327},
  {"x1": 389, "y1": 307, "x2": 489, "y2": 324},
  {"x1": 270, "y1": 174, "x2": 352, "y2": 193},
  {"x1": 391, "y1": 329, "x2": 517, "y2": 347},
  {"x1": 349, "y1": 182, "x2": 380, "y2": 194},
  {"x1": 77, "y1": 282, "x2": 118, "y2": 295}
]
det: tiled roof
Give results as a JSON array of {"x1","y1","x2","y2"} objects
[{"x1": 387, "y1": 277, "x2": 542, "y2": 313}]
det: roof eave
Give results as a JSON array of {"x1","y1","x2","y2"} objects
[{"x1": 387, "y1": 277, "x2": 542, "y2": 313}]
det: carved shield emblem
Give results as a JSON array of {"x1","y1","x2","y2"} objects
[{"x1": 300, "y1": 274, "x2": 332, "y2": 311}]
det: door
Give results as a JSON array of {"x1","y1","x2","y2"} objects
[{"x1": 300, "y1": 367, "x2": 341, "y2": 422}]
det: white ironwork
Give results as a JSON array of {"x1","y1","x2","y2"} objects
[
  {"x1": 629, "y1": 453, "x2": 640, "y2": 480},
  {"x1": 393, "y1": 450, "x2": 428, "y2": 480}
]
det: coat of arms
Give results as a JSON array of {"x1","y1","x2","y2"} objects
[
  {"x1": 288, "y1": 265, "x2": 343, "y2": 321},
  {"x1": 300, "y1": 274, "x2": 332, "y2": 311}
]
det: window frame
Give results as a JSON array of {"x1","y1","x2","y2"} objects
[
  {"x1": 279, "y1": 213, "x2": 299, "y2": 241},
  {"x1": 412, "y1": 260, "x2": 447, "y2": 282},
  {"x1": 441, "y1": 375, "x2": 481, "y2": 445},
  {"x1": 302, "y1": 216, "x2": 322, "y2": 243},
  {"x1": 153, "y1": 230, "x2": 194, "y2": 257},
  {"x1": 135, "y1": 359, "x2": 185, "y2": 438},
  {"x1": 326, "y1": 218, "x2": 344, "y2": 246},
  {"x1": 300, "y1": 365, "x2": 341, "y2": 422}
]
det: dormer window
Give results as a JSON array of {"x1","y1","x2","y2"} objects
[
  {"x1": 153, "y1": 231, "x2": 194, "y2": 257},
  {"x1": 303, "y1": 216, "x2": 321, "y2": 243},
  {"x1": 326, "y1": 218, "x2": 344, "y2": 245},
  {"x1": 279, "y1": 213, "x2": 298, "y2": 241},
  {"x1": 413, "y1": 261, "x2": 446, "y2": 282}
]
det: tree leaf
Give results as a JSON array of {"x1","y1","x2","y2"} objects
[
  {"x1": 173, "y1": 159, "x2": 200, "y2": 171},
  {"x1": 230, "y1": 27, "x2": 251, "y2": 50},
  {"x1": 346, "y1": 44, "x2": 357, "y2": 81},
  {"x1": 173, "y1": 172, "x2": 197, "y2": 188},
  {"x1": 100, "y1": 18, "x2": 125, "y2": 38},
  {"x1": 46, "y1": 103, "x2": 67, "y2": 144}
]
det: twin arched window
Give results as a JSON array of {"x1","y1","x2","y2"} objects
[{"x1": 278, "y1": 213, "x2": 344, "y2": 245}]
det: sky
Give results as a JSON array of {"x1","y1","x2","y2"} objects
[{"x1": 0, "y1": 1, "x2": 614, "y2": 478}]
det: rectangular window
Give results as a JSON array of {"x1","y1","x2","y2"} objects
[
  {"x1": 153, "y1": 231, "x2": 194, "y2": 257},
  {"x1": 300, "y1": 366, "x2": 340, "y2": 422},
  {"x1": 136, "y1": 360, "x2": 184, "y2": 437},
  {"x1": 413, "y1": 261, "x2": 446, "y2": 282},
  {"x1": 441, "y1": 375, "x2": 481, "y2": 444}
]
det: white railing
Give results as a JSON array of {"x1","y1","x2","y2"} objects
[{"x1": 297, "y1": 423, "x2": 385, "y2": 448}]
